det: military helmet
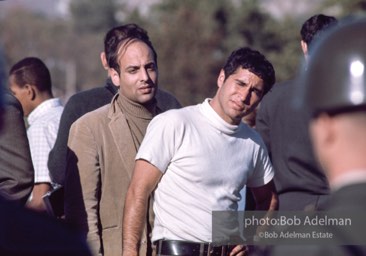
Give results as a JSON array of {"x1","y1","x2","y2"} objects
[{"x1": 299, "y1": 18, "x2": 366, "y2": 116}]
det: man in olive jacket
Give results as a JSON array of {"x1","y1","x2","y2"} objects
[{"x1": 64, "y1": 24, "x2": 181, "y2": 256}]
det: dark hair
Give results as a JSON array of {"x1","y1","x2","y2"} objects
[
  {"x1": 9, "y1": 57, "x2": 52, "y2": 93},
  {"x1": 300, "y1": 14, "x2": 338, "y2": 50},
  {"x1": 222, "y1": 47, "x2": 275, "y2": 95},
  {"x1": 104, "y1": 23, "x2": 157, "y2": 75}
]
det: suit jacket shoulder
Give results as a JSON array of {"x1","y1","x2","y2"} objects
[
  {"x1": 48, "y1": 81, "x2": 117, "y2": 185},
  {"x1": 0, "y1": 92, "x2": 34, "y2": 205},
  {"x1": 70, "y1": 104, "x2": 110, "y2": 134},
  {"x1": 156, "y1": 88, "x2": 182, "y2": 111},
  {"x1": 66, "y1": 87, "x2": 114, "y2": 117}
]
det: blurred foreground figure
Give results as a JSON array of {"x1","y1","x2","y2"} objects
[
  {"x1": 272, "y1": 18, "x2": 366, "y2": 256},
  {"x1": 0, "y1": 48, "x2": 34, "y2": 205},
  {"x1": 0, "y1": 91, "x2": 34, "y2": 205}
]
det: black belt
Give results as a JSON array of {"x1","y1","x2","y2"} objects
[{"x1": 155, "y1": 240, "x2": 231, "y2": 256}]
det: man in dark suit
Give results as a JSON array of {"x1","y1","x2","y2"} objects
[
  {"x1": 0, "y1": 46, "x2": 34, "y2": 205},
  {"x1": 272, "y1": 18, "x2": 366, "y2": 256},
  {"x1": 0, "y1": 90, "x2": 34, "y2": 206},
  {"x1": 256, "y1": 14, "x2": 337, "y2": 210},
  {"x1": 47, "y1": 30, "x2": 119, "y2": 186},
  {"x1": 48, "y1": 78, "x2": 118, "y2": 185}
]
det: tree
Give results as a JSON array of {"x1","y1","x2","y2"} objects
[
  {"x1": 69, "y1": 0, "x2": 121, "y2": 34},
  {"x1": 146, "y1": 0, "x2": 238, "y2": 105},
  {"x1": 2, "y1": 0, "x2": 345, "y2": 105},
  {"x1": 0, "y1": 8, "x2": 78, "y2": 99},
  {"x1": 320, "y1": 0, "x2": 366, "y2": 17},
  {"x1": 146, "y1": 0, "x2": 302, "y2": 105}
]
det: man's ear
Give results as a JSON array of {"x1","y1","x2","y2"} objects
[
  {"x1": 217, "y1": 69, "x2": 225, "y2": 88},
  {"x1": 25, "y1": 84, "x2": 36, "y2": 101},
  {"x1": 100, "y1": 52, "x2": 108, "y2": 70},
  {"x1": 110, "y1": 69, "x2": 120, "y2": 86},
  {"x1": 301, "y1": 40, "x2": 308, "y2": 56}
]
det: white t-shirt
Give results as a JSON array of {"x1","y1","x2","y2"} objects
[{"x1": 136, "y1": 99, "x2": 274, "y2": 243}]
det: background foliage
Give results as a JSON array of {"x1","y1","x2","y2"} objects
[{"x1": 1, "y1": 0, "x2": 365, "y2": 106}]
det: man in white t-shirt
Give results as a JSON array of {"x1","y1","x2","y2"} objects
[{"x1": 123, "y1": 47, "x2": 278, "y2": 256}]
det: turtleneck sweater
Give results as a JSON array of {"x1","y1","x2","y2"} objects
[{"x1": 117, "y1": 93, "x2": 159, "y2": 151}]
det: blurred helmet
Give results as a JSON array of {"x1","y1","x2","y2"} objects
[{"x1": 298, "y1": 18, "x2": 366, "y2": 116}]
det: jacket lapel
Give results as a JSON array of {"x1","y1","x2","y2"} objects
[{"x1": 107, "y1": 95, "x2": 136, "y2": 179}]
